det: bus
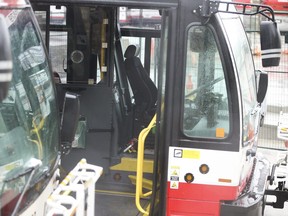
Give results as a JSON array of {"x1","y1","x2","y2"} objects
[
  {"x1": 28, "y1": 0, "x2": 284, "y2": 215},
  {"x1": 0, "y1": 0, "x2": 102, "y2": 215}
]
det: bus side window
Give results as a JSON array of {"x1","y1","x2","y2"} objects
[{"x1": 183, "y1": 25, "x2": 230, "y2": 139}]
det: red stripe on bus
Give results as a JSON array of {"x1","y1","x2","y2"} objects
[
  {"x1": 167, "y1": 182, "x2": 240, "y2": 216},
  {"x1": 167, "y1": 198, "x2": 220, "y2": 216},
  {"x1": 167, "y1": 181, "x2": 239, "y2": 201}
]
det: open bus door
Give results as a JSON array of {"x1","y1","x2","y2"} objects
[
  {"x1": 30, "y1": 0, "x2": 283, "y2": 215},
  {"x1": 30, "y1": 2, "x2": 168, "y2": 215}
]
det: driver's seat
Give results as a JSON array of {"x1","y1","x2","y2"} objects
[{"x1": 124, "y1": 44, "x2": 157, "y2": 115}]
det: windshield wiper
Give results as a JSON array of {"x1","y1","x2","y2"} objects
[{"x1": 3, "y1": 158, "x2": 42, "y2": 216}]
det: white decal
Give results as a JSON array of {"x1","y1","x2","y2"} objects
[{"x1": 174, "y1": 149, "x2": 183, "y2": 158}]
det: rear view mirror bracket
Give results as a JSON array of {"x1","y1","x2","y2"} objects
[{"x1": 196, "y1": 0, "x2": 276, "y2": 22}]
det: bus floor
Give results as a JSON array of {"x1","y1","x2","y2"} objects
[{"x1": 94, "y1": 188, "x2": 149, "y2": 216}]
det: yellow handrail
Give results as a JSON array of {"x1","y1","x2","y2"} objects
[{"x1": 135, "y1": 114, "x2": 156, "y2": 215}]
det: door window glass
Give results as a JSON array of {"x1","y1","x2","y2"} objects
[{"x1": 183, "y1": 26, "x2": 230, "y2": 139}]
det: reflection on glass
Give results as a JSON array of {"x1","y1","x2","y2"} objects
[
  {"x1": 0, "y1": 8, "x2": 59, "y2": 215},
  {"x1": 49, "y1": 31, "x2": 68, "y2": 82},
  {"x1": 50, "y1": 5, "x2": 66, "y2": 25}
]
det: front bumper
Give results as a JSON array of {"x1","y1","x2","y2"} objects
[{"x1": 221, "y1": 156, "x2": 270, "y2": 216}]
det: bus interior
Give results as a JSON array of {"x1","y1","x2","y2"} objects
[
  {"x1": 30, "y1": 0, "x2": 285, "y2": 215},
  {"x1": 31, "y1": 0, "x2": 165, "y2": 199}
]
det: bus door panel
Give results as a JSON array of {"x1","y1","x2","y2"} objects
[
  {"x1": 221, "y1": 14, "x2": 260, "y2": 185},
  {"x1": 166, "y1": 146, "x2": 243, "y2": 215},
  {"x1": 166, "y1": 10, "x2": 242, "y2": 215}
]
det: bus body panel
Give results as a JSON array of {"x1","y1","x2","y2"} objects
[
  {"x1": 166, "y1": 1, "x2": 268, "y2": 215},
  {"x1": 166, "y1": 147, "x2": 246, "y2": 216}
]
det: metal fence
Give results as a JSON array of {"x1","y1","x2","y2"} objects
[{"x1": 247, "y1": 30, "x2": 288, "y2": 150}]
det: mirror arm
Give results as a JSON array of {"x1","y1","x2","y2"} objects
[{"x1": 196, "y1": 0, "x2": 276, "y2": 22}]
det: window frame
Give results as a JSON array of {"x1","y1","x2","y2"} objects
[
  {"x1": 181, "y1": 23, "x2": 231, "y2": 138},
  {"x1": 221, "y1": 15, "x2": 258, "y2": 146},
  {"x1": 178, "y1": 20, "x2": 240, "y2": 152}
]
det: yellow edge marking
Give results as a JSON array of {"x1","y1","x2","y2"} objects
[
  {"x1": 110, "y1": 157, "x2": 154, "y2": 173},
  {"x1": 95, "y1": 189, "x2": 136, "y2": 197}
]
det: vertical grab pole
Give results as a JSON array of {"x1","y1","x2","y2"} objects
[{"x1": 135, "y1": 115, "x2": 156, "y2": 215}]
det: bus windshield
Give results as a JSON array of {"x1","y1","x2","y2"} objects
[{"x1": 0, "y1": 8, "x2": 59, "y2": 214}]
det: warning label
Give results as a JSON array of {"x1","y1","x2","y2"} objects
[
  {"x1": 171, "y1": 169, "x2": 178, "y2": 176},
  {"x1": 170, "y1": 166, "x2": 180, "y2": 190},
  {"x1": 170, "y1": 176, "x2": 179, "y2": 181},
  {"x1": 171, "y1": 181, "x2": 179, "y2": 189}
]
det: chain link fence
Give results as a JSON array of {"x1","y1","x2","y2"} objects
[{"x1": 245, "y1": 15, "x2": 288, "y2": 149}]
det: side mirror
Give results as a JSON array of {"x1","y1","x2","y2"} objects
[
  {"x1": 256, "y1": 70, "x2": 268, "y2": 104},
  {"x1": 0, "y1": 14, "x2": 13, "y2": 102},
  {"x1": 260, "y1": 21, "x2": 281, "y2": 67},
  {"x1": 60, "y1": 92, "x2": 80, "y2": 155}
]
